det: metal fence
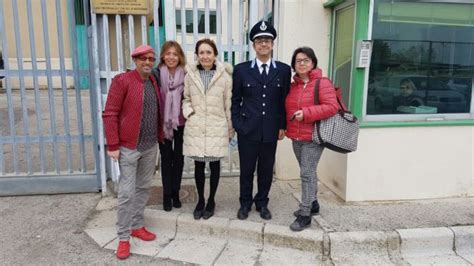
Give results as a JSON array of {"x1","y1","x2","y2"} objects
[
  {"x1": 0, "y1": 0, "x2": 277, "y2": 195},
  {"x1": 0, "y1": 0, "x2": 100, "y2": 195},
  {"x1": 163, "y1": 0, "x2": 276, "y2": 177}
]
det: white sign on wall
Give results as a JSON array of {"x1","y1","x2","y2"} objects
[{"x1": 356, "y1": 40, "x2": 373, "y2": 68}]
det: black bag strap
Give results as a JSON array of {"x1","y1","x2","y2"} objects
[
  {"x1": 313, "y1": 79, "x2": 321, "y2": 105},
  {"x1": 335, "y1": 91, "x2": 346, "y2": 111}
]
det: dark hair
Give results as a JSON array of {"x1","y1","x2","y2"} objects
[
  {"x1": 159, "y1": 41, "x2": 186, "y2": 67},
  {"x1": 400, "y1": 78, "x2": 417, "y2": 90},
  {"x1": 290, "y1": 46, "x2": 318, "y2": 71},
  {"x1": 195, "y1": 38, "x2": 218, "y2": 56}
]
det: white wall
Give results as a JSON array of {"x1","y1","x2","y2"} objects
[
  {"x1": 344, "y1": 126, "x2": 474, "y2": 201},
  {"x1": 318, "y1": 149, "x2": 348, "y2": 199},
  {"x1": 274, "y1": 0, "x2": 332, "y2": 181},
  {"x1": 275, "y1": 0, "x2": 331, "y2": 72}
]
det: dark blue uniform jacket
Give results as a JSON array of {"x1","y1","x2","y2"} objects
[{"x1": 231, "y1": 59, "x2": 291, "y2": 143}]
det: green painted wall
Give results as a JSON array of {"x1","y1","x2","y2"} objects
[
  {"x1": 76, "y1": 25, "x2": 89, "y2": 89},
  {"x1": 349, "y1": 0, "x2": 369, "y2": 119}
]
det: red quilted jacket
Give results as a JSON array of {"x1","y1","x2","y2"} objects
[
  {"x1": 103, "y1": 70, "x2": 164, "y2": 151},
  {"x1": 285, "y1": 68, "x2": 339, "y2": 141}
]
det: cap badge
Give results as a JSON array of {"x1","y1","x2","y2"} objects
[{"x1": 260, "y1": 21, "x2": 267, "y2": 31}]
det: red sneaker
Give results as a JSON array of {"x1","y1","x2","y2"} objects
[
  {"x1": 116, "y1": 240, "x2": 130, "y2": 260},
  {"x1": 130, "y1": 227, "x2": 156, "y2": 241}
]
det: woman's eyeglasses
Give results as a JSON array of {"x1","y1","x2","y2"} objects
[{"x1": 295, "y1": 58, "x2": 311, "y2": 65}]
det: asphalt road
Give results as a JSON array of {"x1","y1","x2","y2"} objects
[{"x1": 0, "y1": 193, "x2": 183, "y2": 265}]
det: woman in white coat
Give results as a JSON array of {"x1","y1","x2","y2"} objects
[{"x1": 182, "y1": 38, "x2": 234, "y2": 220}]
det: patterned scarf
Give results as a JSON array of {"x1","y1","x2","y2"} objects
[{"x1": 159, "y1": 65, "x2": 185, "y2": 140}]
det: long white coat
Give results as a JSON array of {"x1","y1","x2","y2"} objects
[{"x1": 182, "y1": 62, "x2": 235, "y2": 158}]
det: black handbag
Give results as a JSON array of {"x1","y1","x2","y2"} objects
[{"x1": 312, "y1": 79, "x2": 359, "y2": 153}]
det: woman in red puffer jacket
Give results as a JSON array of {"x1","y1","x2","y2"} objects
[{"x1": 285, "y1": 47, "x2": 338, "y2": 232}]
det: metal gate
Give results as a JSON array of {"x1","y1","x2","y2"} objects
[
  {"x1": 0, "y1": 0, "x2": 100, "y2": 195},
  {"x1": 0, "y1": 0, "x2": 277, "y2": 195},
  {"x1": 91, "y1": 0, "x2": 277, "y2": 186},
  {"x1": 163, "y1": 0, "x2": 277, "y2": 178},
  {"x1": 89, "y1": 0, "x2": 164, "y2": 194}
]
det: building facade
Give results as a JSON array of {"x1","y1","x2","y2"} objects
[
  {"x1": 275, "y1": 0, "x2": 474, "y2": 201},
  {"x1": 1, "y1": 0, "x2": 472, "y2": 200}
]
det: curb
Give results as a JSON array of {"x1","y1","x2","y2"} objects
[
  {"x1": 228, "y1": 219, "x2": 264, "y2": 244},
  {"x1": 86, "y1": 209, "x2": 474, "y2": 264},
  {"x1": 329, "y1": 231, "x2": 398, "y2": 265},
  {"x1": 396, "y1": 227, "x2": 473, "y2": 265},
  {"x1": 141, "y1": 211, "x2": 474, "y2": 258},
  {"x1": 176, "y1": 213, "x2": 229, "y2": 237},
  {"x1": 264, "y1": 223, "x2": 323, "y2": 253},
  {"x1": 397, "y1": 227, "x2": 454, "y2": 257},
  {"x1": 451, "y1": 226, "x2": 474, "y2": 263}
]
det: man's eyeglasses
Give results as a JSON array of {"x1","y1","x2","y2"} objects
[
  {"x1": 254, "y1": 38, "x2": 272, "y2": 45},
  {"x1": 137, "y1": 56, "x2": 156, "y2": 62},
  {"x1": 295, "y1": 58, "x2": 311, "y2": 65}
]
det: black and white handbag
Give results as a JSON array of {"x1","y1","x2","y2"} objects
[{"x1": 312, "y1": 79, "x2": 359, "y2": 153}]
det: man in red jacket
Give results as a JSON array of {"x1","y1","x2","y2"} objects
[{"x1": 103, "y1": 45, "x2": 163, "y2": 260}]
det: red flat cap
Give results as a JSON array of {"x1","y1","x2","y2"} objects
[{"x1": 131, "y1": 45, "x2": 155, "y2": 58}]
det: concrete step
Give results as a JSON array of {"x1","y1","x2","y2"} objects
[{"x1": 85, "y1": 208, "x2": 474, "y2": 265}]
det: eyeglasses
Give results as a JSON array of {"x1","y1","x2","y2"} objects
[
  {"x1": 295, "y1": 58, "x2": 311, "y2": 65},
  {"x1": 254, "y1": 38, "x2": 272, "y2": 45},
  {"x1": 137, "y1": 56, "x2": 156, "y2": 62}
]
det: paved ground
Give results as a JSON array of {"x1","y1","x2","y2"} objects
[
  {"x1": 151, "y1": 178, "x2": 305, "y2": 227},
  {"x1": 1, "y1": 175, "x2": 474, "y2": 264},
  {"x1": 157, "y1": 177, "x2": 474, "y2": 232},
  {"x1": 0, "y1": 193, "x2": 182, "y2": 265}
]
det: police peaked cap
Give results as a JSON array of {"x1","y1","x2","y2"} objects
[{"x1": 249, "y1": 20, "x2": 277, "y2": 42}]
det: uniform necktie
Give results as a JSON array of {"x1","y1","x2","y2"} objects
[{"x1": 261, "y1": 63, "x2": 268, "y2": 78}]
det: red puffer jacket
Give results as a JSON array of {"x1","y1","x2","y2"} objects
[{"x1": 285, "y1": 68, "x2": 339, "y2": 141}]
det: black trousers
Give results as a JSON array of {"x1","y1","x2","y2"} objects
[
  {"x1": 238, "y1": 136, "x2": 277, "y2": 209},
  {"x1": 158, "y1": 126, "x2": 184, "y2": 198}
]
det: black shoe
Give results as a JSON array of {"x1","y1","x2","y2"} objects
[
  {"x1": 290, "y1": 215, "x2": 311, "y2": 231},
  {"x1": 163, "y1": 196, "x2": 172, "y2": 212},
  {"x1": 256, "y1": 206, "x2": 272, "y2": 220},
  {"x1": 293, "y1": 200, "x2": 320, "y2": 217},
  {"x1": 237, "y1": 207, "x2": 250, "y2": 220},
  {"x1": 193, "y1": 209, "x2": 203, "y2": 220},
  {"x1": 193, "y1": 201, "x2": 205, "y2": 220},
  {"x1": 172, "y1": 191, "x2": 182, "y2": 208},
  {"x1": 202, "y1": 201, "x2": 215, "y2": 220}
]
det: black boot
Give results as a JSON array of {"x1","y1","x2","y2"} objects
[
  {"x1": 193, "y1": 200, "x2": 205, "y2": 220},
  {"x1": 290, "y1": 215, "x2": 311, "y2": 231},
  {"x1": 293, "y1": 200, "x2": 320, "y2": 217},
  {"x1": 202, "y1": 200, "x2": 215, "y2": 219},
  {"x1": 172, "y1": 191, "x2": 182, "y2": 208},
  {"x1": 311, "y1": 200, "x2": 320, "y2": 213},
  {"x1": 163, "y1": 195, "x2": 172, "y2": 212}
]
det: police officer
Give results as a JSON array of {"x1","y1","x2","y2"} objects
[{"x1": 232, "y1": 20, "x2": 291, "y2": 220}]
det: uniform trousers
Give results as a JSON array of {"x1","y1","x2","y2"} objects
[{"x1": 238, "y1": 136, "x2": 277, "y2": 209}]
